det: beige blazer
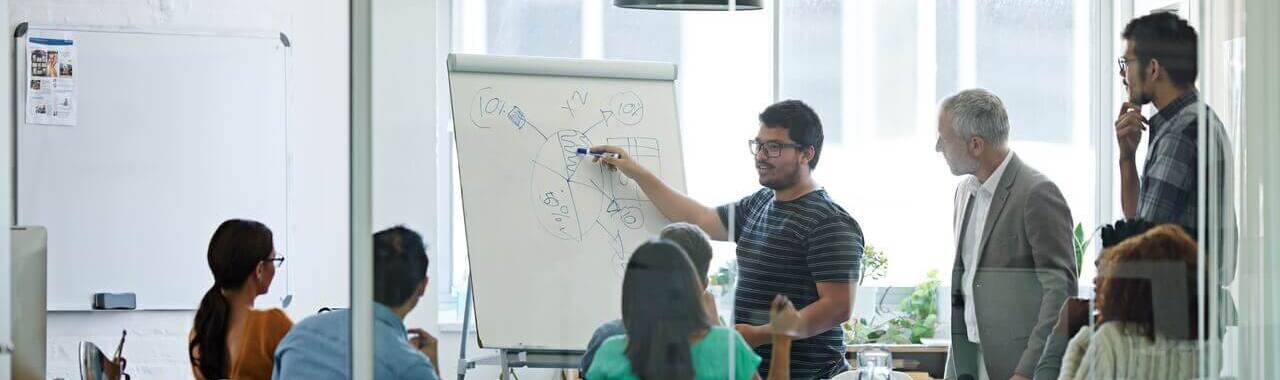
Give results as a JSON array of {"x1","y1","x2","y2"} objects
[{"x1": 944, "y1": 154, "x2": 1077, "y2": 379}]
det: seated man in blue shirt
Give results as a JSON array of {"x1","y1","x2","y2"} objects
[
  {"x1": 579, "y1": 222, "x2": 718, "y2": 375},
  {"x1": 273, "y1": 226, "x2": 439, "y2": 379}
]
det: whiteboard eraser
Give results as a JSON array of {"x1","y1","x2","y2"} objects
[{"x1": 92, "y1": 292, "x2": 136, "y2": 310}]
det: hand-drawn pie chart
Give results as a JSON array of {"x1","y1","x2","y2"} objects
[{"x1": 529, "y1": 129, "x2": 606, "y2": 241}]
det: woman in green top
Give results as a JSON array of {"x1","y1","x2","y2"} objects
[{"x1": 587, "y1": 240, "x2": 799, "y2": 380}]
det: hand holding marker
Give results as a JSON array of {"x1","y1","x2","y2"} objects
[
  {"x1": 582, "y1": 145, "x2": 633, "y2": 174},
  {"x1": 576, "y1": 147, "x2": 620, "y2": 160}
]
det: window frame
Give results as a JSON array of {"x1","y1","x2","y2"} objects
[{"x1": 436, "y1": 0, "x2": 1122, "y2": 316}]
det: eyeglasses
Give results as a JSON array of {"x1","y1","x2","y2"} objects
[
  {"x1": 264, "y1": 254, "x2": 285, "y2": 268},
  {"x1": 1117, "y1": 57, "x2": 1138, "y2": 74},
  {"x1": 748, "y1": 140, "x2": 805, "y2": 158}
]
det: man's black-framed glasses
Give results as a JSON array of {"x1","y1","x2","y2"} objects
[
  {"x1": 748, "y1": 140, "x2": 805, "y2": 158},
  {"x1": 264, "y1": 254, "x2": 285, "y2": 268},
  {"x1": 1117, "y1": 56, "x2": 1138, "y2": 74}
]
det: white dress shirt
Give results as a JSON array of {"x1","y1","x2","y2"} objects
[{"x1": 959, "y1": 152, "x2": 1014, "y2": 345}]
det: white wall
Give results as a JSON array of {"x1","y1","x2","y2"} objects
[
  {"x1": 10, "y1": 0, "x2": 352, "y2": 378},
  {"x1": 0, "y1": 0, "x2": 12, "y2": 375},
  {"x1": 371, "y1": 0, "x2": 440, "y2": 344}
]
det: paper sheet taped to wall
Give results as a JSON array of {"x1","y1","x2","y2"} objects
[{"x1": 26, "y1": 32, "x2": 77, "y2": 126}]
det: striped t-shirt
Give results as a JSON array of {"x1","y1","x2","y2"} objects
[{"x1": 717, "y1": 188, "x2": 864, "y2": 380}]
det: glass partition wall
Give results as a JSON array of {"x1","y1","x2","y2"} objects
[{"x1": 345, "y1": 1, "x2": 1280, "y2": 379}]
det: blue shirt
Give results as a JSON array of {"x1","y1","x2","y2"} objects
[
  {"x1": 581, "y1": 319, "x2": 626, "y2": 374},
  {"x1": 272, "y1": 304, "x2": 439, "y2": 380}
]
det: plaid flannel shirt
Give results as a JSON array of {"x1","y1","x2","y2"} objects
[
  {"x1": 1137, "y1": 89, "x2": 1239, "y2": 328},
  {"x1": 1137, "y1": 90, "x2": 1229, "y2": 237}
]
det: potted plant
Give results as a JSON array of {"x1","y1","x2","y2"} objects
[
  {"x1": 844, "y1": 269, "x2": 941, "y2": 345},
  {"x1": 859, "y1": 245, "x2": 889, "y2": 286},
  {"x1": 1073, "y1": 223, "x2": 1092, "y2": 278}
]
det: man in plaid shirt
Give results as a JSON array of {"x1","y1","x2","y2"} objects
[{"x1": 1115, "y1": 12, "x2": 1236, "y2": 321}]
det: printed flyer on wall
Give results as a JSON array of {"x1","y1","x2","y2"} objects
[{"x1": 27, "y1": 33, "x2": 77, "y2": 126}]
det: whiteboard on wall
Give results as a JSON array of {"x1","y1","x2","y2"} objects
[
  {"x1": 448, "y1": 54, "x2": 686, "y2": 350},
  {"x1": 14, "y1": 24, "x2": 291, "y2": 311}
]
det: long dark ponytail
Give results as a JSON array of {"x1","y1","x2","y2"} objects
[
  {"x1": 621, "y1": 240, "x2": 711, "y2": 380},
  {"x1": 189, "y1": 219, "x2": 274, "y2": 379}
]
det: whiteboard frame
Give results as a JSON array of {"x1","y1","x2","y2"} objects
[{"x1": 12, "y1": 23, "x2": 293, "y2": 311}]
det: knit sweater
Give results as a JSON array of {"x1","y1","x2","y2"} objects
[{"x1": 1058, "y1": 322, "x2": 1198, "y2": 380}]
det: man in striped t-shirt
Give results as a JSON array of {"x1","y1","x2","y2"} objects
[{"x1": 591, "y1": 100, "x2": 863, "y2": 379}]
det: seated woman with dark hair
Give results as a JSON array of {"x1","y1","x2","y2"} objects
[
  {"x1": 189, "y1": 219, "x2": 292, "y2": 380},
  {"x1": 586, "y1": 240, "x2": 798, "y2": 380},
  {"x1": 1058, "y1": 224, "x2": 1200, "y2": 380},
  {"x1": 581, "y1": 222, "x2": 721, "y2": 376}
]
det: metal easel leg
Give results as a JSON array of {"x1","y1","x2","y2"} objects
[
  {"x1": 457, "y1": 277, "x2": 473, "y2": 380},
  {"x1": 499, "y1": 349, "x2": 511, "y2": 380}
]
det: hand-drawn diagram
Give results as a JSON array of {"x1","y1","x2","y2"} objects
[
  {"x1": 472, "y1": 86, "x2": 548, "y2": 138},
  {"x1": 609, "y1": 91, "x2": 644, "y2": 126},
  {"x1": 471, "y1": 86, "x2": 660, "y2": 275},
  {"x1": 605, "y1": 137, "x2": 661, "y2": 201},
  {"x1": 561, "y1": 90, "x2": 588, "y2": 118},
  {"x1": 530, "y1": 129, "x2": 606, "y2": 241}
]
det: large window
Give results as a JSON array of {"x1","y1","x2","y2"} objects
[
  {"x1": 442, "y1": 1, "x2": 1104, "y2": 322},
  {"x1": 782, "y1": 0, "x2": 1098, "y2": 285}
]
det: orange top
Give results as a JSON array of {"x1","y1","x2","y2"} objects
[{"x1": 192, "y1": 308, "x2": 293, "y2": 380}]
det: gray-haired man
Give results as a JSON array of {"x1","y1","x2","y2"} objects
[{"x1": 936, "y1": 89, "x2": 1077, "y2": 380}]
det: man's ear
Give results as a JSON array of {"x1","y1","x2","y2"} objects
[
  {"x1": 1148, "y1": 59, "x2": 1163, "y2": 82},
  {"x1": 801, "y1": 145, "x2": 816, "y2": 165},
  {"x1": 968, "y1": 136, "x2": 986, "y2": 157},
  {"x1": 415, "y1": 277, "x2": 429, "y2": 298}
]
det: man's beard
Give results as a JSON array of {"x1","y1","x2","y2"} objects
[
  {"x1": 760, "y1": 162, "x2": 801, "y2": 190},
  {"x1": 1129, "y1": 72, "x2": 1154, "y2": 105},
  {"x1": 946, "y1": 151, "x2": 979, "y2": 176},
  {"x1": 1130, "y1": 88, "x2": 1154, "y2": 105}
]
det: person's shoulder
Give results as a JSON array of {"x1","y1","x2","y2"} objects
[
  {"x1": 248, "y1": 308, "x2": 294, "y2": 342},
  {"x1": 1010, "y1": 158, "x2": 1063, "y2": 197},
  {"x1": 595, "y1": 334, "x2": 631, "y2": 359},
  {"x1": 1094, "y1": 322, "x2": 1143, "y2": 337},
  {"x1": 290, "y1": 309, "x2": 349, "y2": 338},
  {"x1": 1066, "y1": 325, "x2": 1093, "y2": 351},
  {"x1": 699, "y1": 326, "x2": 750, "y2": 350},
  {"x1": 275, "y1": 311, "x2": 349, "y2": 367},
  {"x1": 1009, "y1": 154, "x2": 1045, "y2": 182},
  {"x1": 599, "y1": 334, "x2": 628, "y2": 350},
  {"x1": 799, "y1": 191, "x2": 860, "y2": 226},
  {"x1": 587, "y1": 335, "x2": 631, "y2": 378},
  {"x1": 252, "y1": 308, "x2": 294, "y2": 327},
  {"x1": 1158, "y1": 107, "x2": 1202, "y2": 141},
  {"x1": 591, "y1": 319, "x2": 626, "y2": 339},
  {"x1": 726, "y1": 188, "x2": 775, "y2": 217},
  {"x1": 705, "y1": 325, "x2": 737, "y2": 341},
  {"x1": 591, "y1": 335, "x2": 630, "y2": 367},
  {"x1": 1091, "y1": 322, "x2": 1146, "y2": 347},
  {"x1": 742, "y1": 188, "x2": 775, "y2": 207},
  {"x1": 1169, "y1": 102, "x2": 1204, "y2": 125},
  {"x1": 706, "y1": 326, "x2": 762, "y2": 363}
]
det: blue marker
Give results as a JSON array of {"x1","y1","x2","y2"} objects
[{"x1": 576, "y1": 147, "x2": 620, "y2": 160}]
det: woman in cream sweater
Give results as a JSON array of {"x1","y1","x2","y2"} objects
[{"x1": 1060, "y1": 224, "x2": 1200, "y2": 380}]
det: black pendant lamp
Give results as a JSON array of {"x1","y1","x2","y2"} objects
[{"x1": 614, "y1": 0, "x2": 763, "y2": 11}]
